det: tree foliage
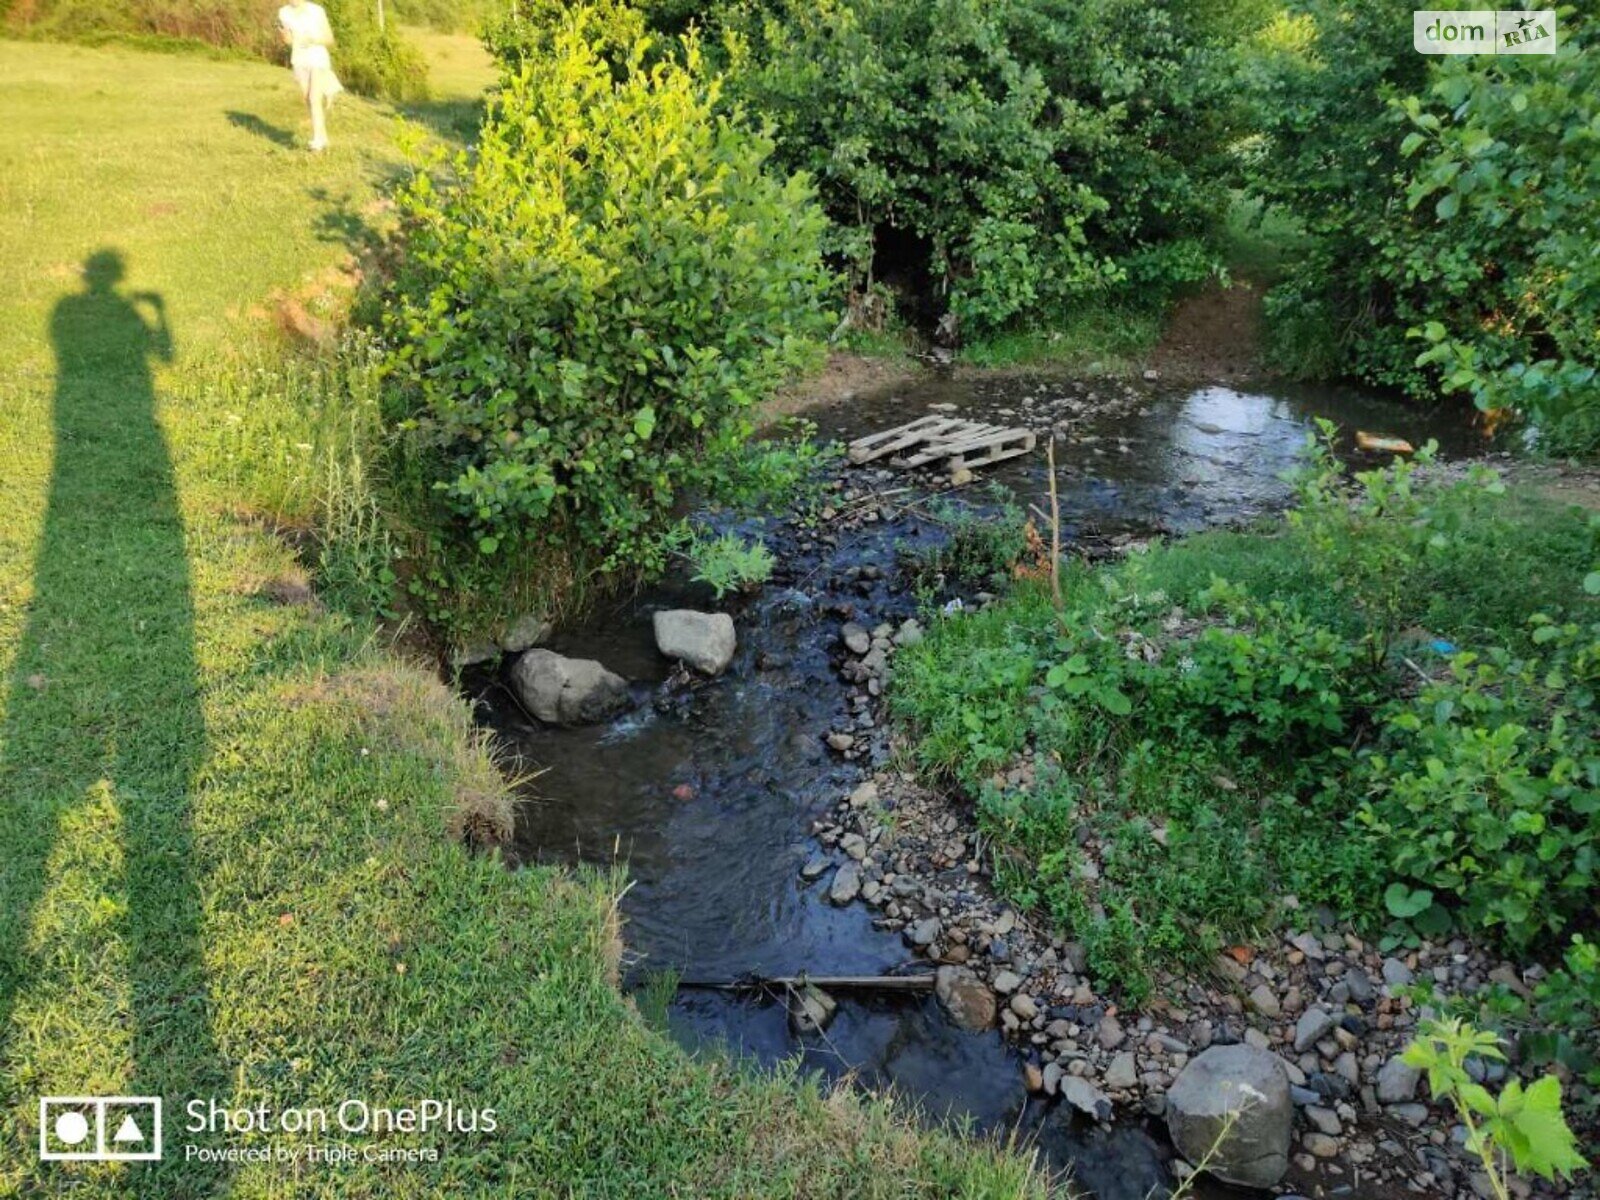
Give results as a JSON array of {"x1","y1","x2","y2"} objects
[
  {"x1": 712, "y1": 0, "x2": 1263, "y2": 334},
  {"x1": 1250, "y1": 2, "x2": 1599, "y2": 453},
  {"x1": 380, "y1": 13, "x2": 829, "y2": 625}
]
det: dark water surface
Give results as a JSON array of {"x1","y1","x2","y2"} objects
[{"x1": 470, "y1": 378, "x2": 1479, "y2": 1199}]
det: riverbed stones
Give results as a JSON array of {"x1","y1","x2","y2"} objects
[
  {"x1": 935, "y1": 966, "x2": 997, "y2": 1031},
  {"x1": 828, "y1": 862, "x2": 862, "y2": 905},
  {"x1": 1167, "y1": 1044, "x2": 1292, "y2": 1189},
  {"x1": 500, "y1": 612, "x2": 553, "y2": 653},
  {"x1": 450, "y1": 641, "x2": 500, "y2": 670},
  {"x1": 1294, "y1": 1007, "x2": 1337, "y2": 1052},
  {"x1": 840, "y1": 622, "x2": 872, "y2": 655},
  {"x1": 1376, "y1": 1055, "x2": 1422, "y2": 1104},
  {"x1": 653, "y1": 609, "x2": 737, "y2": 676},
  {"x1": 1248, "y1": 983, "x2": 1282, "y2": 1018},
  {"x1": 510, "y1": 650, "x2": 629, "y2": 726},
  {"x1": 1382, "y1": 956, "x2": 1415, "y2": 988},
  {"x1": 1060, "y1": 1076, "x2": 1112, "y2": 1121},
  {"x1": 788, "y1": 984, "x2": 838, "y2": 1035},
  {"x1": 1105, "y1": 1052, "x2": 1139, "y2": 1090}
]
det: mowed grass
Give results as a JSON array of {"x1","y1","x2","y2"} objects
[{"x1": 0, "y1": 39, "x2": 1046, "y2": 1199}]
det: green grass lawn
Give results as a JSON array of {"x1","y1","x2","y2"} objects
[{"x1": 0, "y1": 39, "x2": 1044, "y2": 1199}]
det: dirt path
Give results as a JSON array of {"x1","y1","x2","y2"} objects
[{"x1": 1149, "y1": 278, "x2": 1265, "y2": 384}]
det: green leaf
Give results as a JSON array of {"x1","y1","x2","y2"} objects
[
  {"x1": 1385, "y1": 882, "x2": 1434, "y2": 918},
  {"x1": 1499, "y1": 1075, "x2": 1588, "y2": 1179},
  {"x1": 1584, "y1": 571, "x2": 1600, "y2": 596},
  {"x1": 1436, "y1": 191, "x2": 1461, "y2": 220},
  {"x1": 1099, "y1": 688, "x2": 1133, "y2": 716},
  {"x1": 633, "y1": 405, "x2": 657, "y2": 441}
]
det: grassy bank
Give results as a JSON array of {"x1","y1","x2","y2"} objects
[{"x1": 0, "y1": 39, "x2": 1043, "y2": 1198}]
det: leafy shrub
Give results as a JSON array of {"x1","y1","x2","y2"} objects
[
  {"x1": 482, "y1": 0, "x2": 648, "y2": 75},
  {"x1": 1404, "y1": 1019, "x2": 1587, "y2": 1193},
  {"x1": 1249, "y1": 3, "x2": 1599, "y2": 453},
  {"x1": 891, "y1": 441, "x2": 1599, "y2": 998},
  {"x1": 903, "y1": 489, "x2": 1031, "y2": 596},
  {"x1": 323, "y1": 0, "x2": 430, "y2": 102},
  {"x1": 380, "y1": 13, "x2": 829, "y2": 629},
  {"x1": 676, "y1": 0, "x2": 1261, "y2": 336},
  {"x1": 682, "y1": 530, "x2": 774, "y2": 598},
  {"x1": 1431, "y1": 935, "x2": 1600, "y2": 1126},
  {"x1": 1357, "y1": 620, "x2": 1600, "y2": 949}
]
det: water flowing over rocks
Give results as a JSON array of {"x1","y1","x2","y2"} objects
[{"x1": 480, "y1": 381, "x2": 1566, "y2": 1199}]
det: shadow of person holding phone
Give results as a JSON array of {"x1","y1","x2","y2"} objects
[{"x1": 2, "y1": 250, "x2": 222, "y2": 1179}]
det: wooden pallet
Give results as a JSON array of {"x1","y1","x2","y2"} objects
[
  {"x1": 847, "y1": 416, "x2": 990, "y2": 464},
  {"x1": 848, "y1": 415, "x2": 1037, "y2": 475},
  {"x1": 941, "y1": 428, "x2": 1037, "y2": 471}
]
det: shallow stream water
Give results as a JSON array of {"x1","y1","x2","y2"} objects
[{"x1": 468, "y1": 377, "x2": 1478, "y2": 1199}]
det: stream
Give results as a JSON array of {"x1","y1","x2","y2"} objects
[{"x1": 467, "y1": 376, "x2": 1480, "y2": 1199}]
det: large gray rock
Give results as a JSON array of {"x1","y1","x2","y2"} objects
[
  {"x1": 509, "y1": 650, "x2": 629, "y2": 726},
  {"x1": 934, "y1": 966, "x2": 997, "y2": 1031},
  {"x1": 653, "y1": 609, "x2": 737, "y2": 676},
  {"x1": 1167, "y1": 1044, "x2": 1293, "y2": 1189}
]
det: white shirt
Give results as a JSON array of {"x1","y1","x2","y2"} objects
[{"x1": 279, "y1": 3, "x2": 333, "y2": 71}]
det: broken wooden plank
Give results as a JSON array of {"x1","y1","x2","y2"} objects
[
  {"x1": 847, "y1": 415, "x2": 962, "y2": 464},
  {"x1": 945, "y1": 429, "x2": 1037, "y2": 471},
  {"x1": 893, "y1": 425, "x2": 1026, "y2": 468},
  {"x1": 675, "y1": 972, "x2": 936, "y2": 994},
  {"x1": 848, "y1": 416, "x2": 1008, "y2": 464}
]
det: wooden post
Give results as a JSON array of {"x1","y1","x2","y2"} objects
[{"x1": 1046, "y1": 437, "x2": 1063, "y2": 611}]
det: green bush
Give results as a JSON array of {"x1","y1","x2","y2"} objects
[
  {"x1": 323, "y1": 0, "x2": 430, "y2": 101},
  {"x1": 1249, "y1": 3, "x2": 1599, "y2": 454},
  {"x1": 681, "y1": 529, "x2": 775, "y2": 598},
  {"x1": 481, "y1": 0, "x2": 649, "y2": 74},
  {"x1": 380, "y1": 12, "x2": 829, "y2": 629},
  {"x1": 630, "y1": 0, "x2": 1265, "y2": 337},
  {"x1": 1358, "y1": 620, "x2": 1600, "y2": 949},
  {"x1": 890, "y1": 452, "x2": 1598, "y2": 998}
]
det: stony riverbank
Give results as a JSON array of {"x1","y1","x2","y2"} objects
[{"x1": 787, "y1": 468, "x2": 1582, "y2": 1200}]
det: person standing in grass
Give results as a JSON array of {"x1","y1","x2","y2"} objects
[{"x1": 278, "y1": 0, "x2": 343, "y2": 151}]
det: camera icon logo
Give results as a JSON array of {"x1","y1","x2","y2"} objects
[{"x1": 39, "y1": 1096, "x2": 162, "y2": 1162}]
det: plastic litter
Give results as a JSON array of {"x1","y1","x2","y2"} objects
[{"x1": 1355, "y1": 431, "x2": 1415, "y2": 455}]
